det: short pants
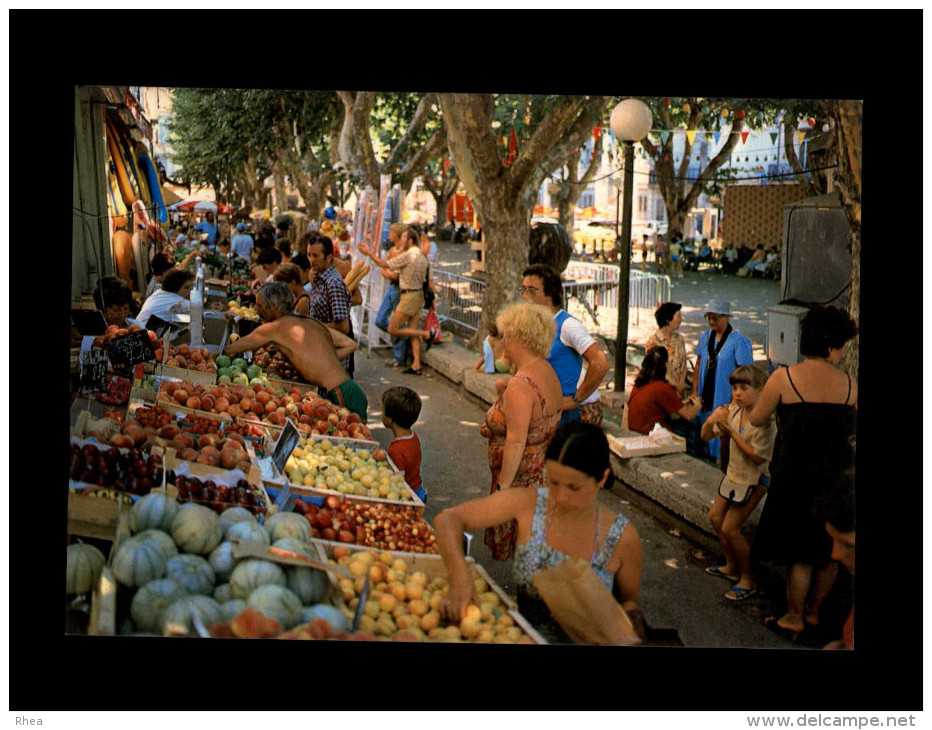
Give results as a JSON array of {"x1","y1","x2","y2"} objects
[
  {"x1": 396, "y1": 290, "x2": 425, "y2": 318},
  {"x1": 324, "y1": 379, "x2": 369, "y2": 423}
]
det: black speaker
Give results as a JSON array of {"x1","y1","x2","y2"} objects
[{"x1": 780, "y1": 193, "x2": 852, "y2": 309}]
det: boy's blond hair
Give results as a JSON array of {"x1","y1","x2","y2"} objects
[{"x1": 728, "y1": 364, "x2": 768, "y2": 390}]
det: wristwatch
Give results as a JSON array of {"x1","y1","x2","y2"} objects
[{"x1": 571, "y1": 393, "x2": 581, "y2": 405}]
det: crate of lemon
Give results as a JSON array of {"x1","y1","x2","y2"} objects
[
  {"x1": 319, "y1": 545, "x2": 546, "y2": 644},
  {"x1": 277, "y1": 435, "x2": 424, "y2": 508}
]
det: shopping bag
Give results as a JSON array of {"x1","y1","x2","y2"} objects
[
  {"x1": 424, "y1": 308, "x2": 443, "y2": 343},
  {"x1": 532, "y1": 556, "x2": 641, "y2": 646}
]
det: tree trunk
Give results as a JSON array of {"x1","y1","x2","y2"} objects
[
  {"x1": 555, "y1": 133, "x2": 603, "y2": 232},
  {"x1": 438, "y1": 93, "x2": 608, "y2": 347},
  {"x1": 832, "y1": 100, "x2": 861, "y2": 383},
  {"x1": 271, "y1": 159, "x2": 288, "y2": 214}
]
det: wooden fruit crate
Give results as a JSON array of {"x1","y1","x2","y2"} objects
[
  {"x1": 260, "y1": 431, "x2": 424, "y2": 509},
  {"x1": 67, "y1": 490, "x2": 135, "y2": 544},
  {"x1": 310, "y1": 542, "x2": 546, "y2": 645}
]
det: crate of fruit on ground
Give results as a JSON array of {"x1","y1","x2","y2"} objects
[
  {"x1": 263, "y1": 432, "x2": 425, "y2": 509},
  {"x1": 311, "y1": 544, "x2": 547, "y2": 644}
]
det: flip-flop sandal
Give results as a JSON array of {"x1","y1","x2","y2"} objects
[
  {"x1": 725, "y1": 585, "x2": 757, "y2": 602},
  {"x1": 705, "y1": 565, "x2": 739, "y2": 582},
  {"x1": 402, "y1": 367, "x2": 422, "y2": 376}
]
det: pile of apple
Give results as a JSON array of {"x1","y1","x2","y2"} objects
[
  {"x1": 327, "y1": 549, "x2": 536, "y2": 643},
  {"x1": 284, "y1": 439, "x2": 410, "y2": 500},
  {"x1": 252, "y1": 344, "x2": 302, "y2": 383},
  {"x1": 297, "y1": 497, "x2": 436, "y2": 552},
  {"x1": 155, "y1": 378, "x2": 373, "y2": 439}
]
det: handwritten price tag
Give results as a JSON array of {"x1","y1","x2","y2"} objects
[{"x1": 106, "y1": 330, "x2": 155, "y2": 370}]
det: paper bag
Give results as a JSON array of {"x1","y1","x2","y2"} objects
[{"x1": 532, "y1": 557, "x2": 641, "y2": 646}]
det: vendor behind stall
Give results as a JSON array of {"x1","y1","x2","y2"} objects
[
  {"x1": 222, "y1": 282, "x2": 367, "y2": 422},
  {"x1": 135, "y1": 269, "x2": 195, "y2": 328},
  {"x1": 78, "y1": 276, "x2": 143, "y2": 355}
]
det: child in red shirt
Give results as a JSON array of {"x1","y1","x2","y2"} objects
[{"x1": 381, "y1": 386, "x2": 427, "y2": 502}]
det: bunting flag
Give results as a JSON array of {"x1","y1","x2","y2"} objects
[
  {"x1": 741, "y1": 131, "x2": 750, "y2": 144},
  {"x1": 660, "y1": 130, "x2": 671, "y2": 145},
  {"x1": 504, "y1": 125, "x2": 518, "y2": 166},
  {"x1": 686, "y1": 130, "x2": 697, "y2": 145},
  {"x1": 713, "y1": 131, "x2": 721, "y2": 145},
  {"x1": 770, "y1": 132, "x2": 779, "y2": 145},
  {"x1": 592, "y1": 126, "x2": 602, "y2": 143},
  {"x1": 797, "y1": 131, "x2": 808, "y2": 147}
]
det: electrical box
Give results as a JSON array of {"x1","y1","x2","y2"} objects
[{"x1": 767, "y1": 305, "x2": 809, "y2": 367}]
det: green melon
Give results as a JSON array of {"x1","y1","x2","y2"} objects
[
  {"x1": 66, "y1": 542, "x2": 106, "y2": 595},
  {"x1": 130, "y1": 578, "x2": 190, "y2": 633}
]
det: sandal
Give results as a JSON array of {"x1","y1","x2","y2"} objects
[
  {"x1": 423, "y1": 331, "x2": 436, "y2": 352},
  {"x1": 705, "y1": 565, "x2": 739, "y2": 582},
  {"x1": 725, "y1": 585, "x2": 757, "y2": 602},
  {"x1": 402, "y1": 367, "x2": 422, "y2": 376}
]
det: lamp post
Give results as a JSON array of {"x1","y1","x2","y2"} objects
[{"x1": 609, "y1": 98, "x2": 653, "y2": 392}]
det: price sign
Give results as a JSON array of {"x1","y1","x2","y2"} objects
[
  {"x1": 270, "y1": 418, "x2": 300, "y2": 477},
  {"x1": 106, "y1": 329, "x2": 155, "y2": 370},
  {"x1": 79, "y1": 348, "x2": 109, "y2": 395}
]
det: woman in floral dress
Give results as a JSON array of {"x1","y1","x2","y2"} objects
[{"x1": 480, "y1": 303, "x2": 563, "y2": 561}]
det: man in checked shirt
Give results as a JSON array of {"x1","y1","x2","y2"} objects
[{"x1": 308, "y1": 235, "x2": 357, "y2": 377}]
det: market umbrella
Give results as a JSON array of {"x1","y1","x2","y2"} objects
[
  {"x1": 174, "y1": 199, "x2": 235, "y2": 215},
  {"x1": 251, "y1": 208, "x2": 273, "y2": 220}
]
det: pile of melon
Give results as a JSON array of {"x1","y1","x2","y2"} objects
[{"x1": 95, "y1": 491, "x2": 349, "y2": 637}]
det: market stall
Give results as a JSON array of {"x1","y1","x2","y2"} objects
[{"x1": 67, "y1": 301, "x2": 547, "y2": 643}]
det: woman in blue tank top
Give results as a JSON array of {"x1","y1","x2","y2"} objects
[{"x1": 434, "y1": 422, "x2": 644, "y2": 644}]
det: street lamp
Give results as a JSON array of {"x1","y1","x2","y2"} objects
[{"x1": 609, "y1": 98, "x2": 653, "y2": 392}]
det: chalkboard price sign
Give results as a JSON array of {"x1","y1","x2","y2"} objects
[
  {"x1": 271, "y1": 418, "x2": 301, "y2": 477},
  {"x1": 107, "y1": 329, "x2": 155, "y2": 370}
]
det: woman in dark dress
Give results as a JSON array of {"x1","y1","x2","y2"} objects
[{"x1": 749, "y1": 306, "x2": 858, "y2": 640}]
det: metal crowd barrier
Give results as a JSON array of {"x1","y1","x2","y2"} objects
[{"x1": 431, "y1": 262, "x2": 672, "y2": 337}]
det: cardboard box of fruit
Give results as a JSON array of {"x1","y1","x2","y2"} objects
[
  {"x1": 263, "y1": 433, "x2": 425, "y2": 509},
  {"x1": 311, "y1": 544, "x2": 547, "y2": 644}
]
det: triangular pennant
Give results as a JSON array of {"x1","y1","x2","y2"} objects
[
  {"x1": 713, "y1": 131, "x2": 721, "y2": 145},
  {"x1": 797, "y1": 131, "x2": 808, "y2": 147},
  {"x1": 770, "y1": 132, "x2": 779, "y2": 145},
  {"x1": 686, "y1": 130, "x2": 697, "y2": 146},
  {"x1": 740, "y1": 131, "x2": 750, "y2": 144},
  {"x1": 660, "y1": 130, "x2": 671, "y2": 146}
]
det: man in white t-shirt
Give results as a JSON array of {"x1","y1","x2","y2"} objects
[
  {"x1": 231, "y1": 222, "x2": 255, "y2": 261},
  {"x1": 520, "y1": 264, "x2": 609, "y2": 427}
]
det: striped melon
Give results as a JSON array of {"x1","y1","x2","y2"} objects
[
  {"x1": 170, "y1": 503, "x2": 222, "y2": 555},
  {"x1": 130, "y1": 578, "x2": 190, "y2": 633},
  {"x1": 229, "y1": 558, "x2": 286, "y2": 600},
  {"x1": 213, "y1": 583, "x2": 233, "y2": 603},
  {"x1": 302, "y1": 603, "x2": 351, "y2": 633},
  {"x1": 264, "y1": 512, "x2": 311, "y2": 543},
  {"x1": 227, "y1": 521, "x2": 271, "y2": 546},
  {"x1": 165, "y1": 554, "x2": 216, "y2": 596},
  {"x1": 135, "y1": 529, "x2": 179, "y2": 561},
  {"x1": 161, "y1": 595, "x2": 223, "y2": 636},
  {"x1": 112, "y1": 535, "x2": 168, "y2": 587},
  {"x1": 130, "y1": 492, "x2": 180, "y2": 534},
  {"x1": 286, "y1": 566, "x2": 328, "y2": 605},
  {"x1": 66, "y1": 542, "x2": 106, "y2": 594},
  {"x1": 219, "y1": 506, "x2": 257, "y2": 538},
  {"x1": 247, "y1": 584, "x2": 303, "y2": 630},
  {"x1": 208, "y1": 541, "x2": 238, "y2": 583},
  {"x1": 220, "y1": 599, "x2": 247, "y2": 622}
]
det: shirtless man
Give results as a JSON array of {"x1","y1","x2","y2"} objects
[{"x1": 223, "y1": 281, "x2": 368, "y2": 422}]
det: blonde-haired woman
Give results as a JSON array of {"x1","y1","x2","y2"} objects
[{"x1": 481, "y1": 302, "x2": 563, "y2": 561}]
